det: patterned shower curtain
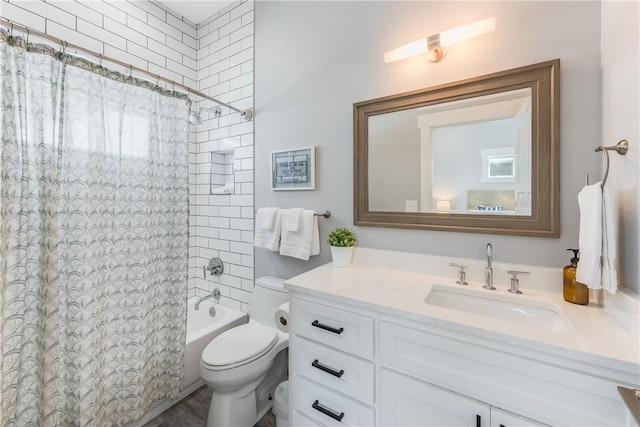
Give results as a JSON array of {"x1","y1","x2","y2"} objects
[{"x1": 0, "y1": 31, "x2": 189, "y2": 426}]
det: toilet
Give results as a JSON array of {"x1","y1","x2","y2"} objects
[{"x1": 201, "y1": 276, "x2": 289, "y2": 427}]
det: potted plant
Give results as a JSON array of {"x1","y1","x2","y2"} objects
[{"x1": 327, "y1": 227, "x2": 356, "y2": 267}]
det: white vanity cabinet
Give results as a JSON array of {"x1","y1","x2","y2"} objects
[
  {"x1": 288, "y1": 288, "x2": 634, "y2": 427},
  {"x1": 379, "y1": 367, "x2": 491, "y2": 426},
  {"x1": 289, "y1": 297, "x2": 375, "y2": 426},
  {"x1": 379, "y1": 367, "x2": 549, "y2": 427},
  {"x1": 490, "y1": 408, "x2": 550, "y2": 427}
]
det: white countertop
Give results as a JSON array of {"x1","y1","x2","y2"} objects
[{"x1": 284, "y1": 248, "x2": 640, "y2": 373}]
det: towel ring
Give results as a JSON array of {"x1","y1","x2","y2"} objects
[{"x1": 595, "y1": 139, "x2": 628, "y2": 188}]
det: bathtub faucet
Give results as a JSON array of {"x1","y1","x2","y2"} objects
[{"x1": 195, "y1": 288, "x2": 221, "y2": 310}]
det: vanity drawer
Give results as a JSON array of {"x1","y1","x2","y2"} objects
[
  {"x1": 291, "y1": 335, "x2": 375, "y2": 404},
  {"x1": 292, "y1": 410, "x2": 326, "y2": 426},
  {"x1": 291, "y1": 373, "x2": 375, "y2": 426},
  {"x1": 290, "y1": 298, "x2": 374, "y2": 358}
]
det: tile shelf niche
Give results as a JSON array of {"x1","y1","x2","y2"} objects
[{"x1": 210, "y1": 151, "x2": 235, "y2": 195}]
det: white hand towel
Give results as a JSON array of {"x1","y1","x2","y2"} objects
[
  {"x1": 576, "y1": 182, "x2": 602, "y2": 289},
  {"x1": 257, "y1": 207, "x2": 279, "y2": 230},
  {"x1": 254, "y1": 208, "x2": 282, "y2": 251},
  {"x1": 310, "y1": 215, "x2": 319, "y2": 256},
  {"x1": 279, "y1": 210, "x2": 319, "y2": 260},
  {"x1": 601, "y1": 184, "x2": 618, "y2": 294},
  {"x1": 283, "y1": 208, "x2": 304, "y2": 232}
]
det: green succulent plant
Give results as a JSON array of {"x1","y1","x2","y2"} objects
[{"x1": 327, "y1": 227, "x2": 356, "y2": 247}]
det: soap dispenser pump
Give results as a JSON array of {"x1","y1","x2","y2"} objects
[{"x1": 563, "y1": 249, "x2": 589, "y2": 305}]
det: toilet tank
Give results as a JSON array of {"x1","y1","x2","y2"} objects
[{"x1": 250, "y1": 276, "x2": 289, "y2": 327}]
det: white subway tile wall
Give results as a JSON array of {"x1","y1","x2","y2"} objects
[
  {"x1": 1, "y1": 0, "x2": 255, "y2": 312},
  {"x1": 193, "y1": 1, "x2": 254, "y2": 313}
]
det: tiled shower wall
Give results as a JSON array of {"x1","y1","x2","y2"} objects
[
  {"x1": 190, "y1": 0, "x2": 255, "y2": 312},
  {"x1": 0, "y1": 0, "x2": 198, "y2": 86},
  {"x1": 0, "y1": 0, "x2": 256, "y2": 312}
]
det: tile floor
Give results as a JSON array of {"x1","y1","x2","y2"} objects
[{"x1": 143, "y1": 385, "x2": 276, "y2": 427}]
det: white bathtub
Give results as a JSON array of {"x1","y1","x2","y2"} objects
[
  {"x1": 137, "y1": 298, "x2": 247, "y2": 426},
  {"x1": 183, "y1": 297, "x2": 248, "y2": 388}
]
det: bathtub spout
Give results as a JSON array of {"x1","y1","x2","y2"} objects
[{"x1": 195, "y1": 288, "x2": 221, "y2": 310}]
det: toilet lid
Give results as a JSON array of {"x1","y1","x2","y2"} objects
[{"x1": 202, "y1": 322, "x2": 277, "y2": 368}]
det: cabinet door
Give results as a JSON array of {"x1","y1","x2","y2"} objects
[
  {"x1": 491, "y1": 407, "x2": 549, "y2": 427},
  {"x1": 379, "y1": 368, "x2": 490, "y2": 426}
]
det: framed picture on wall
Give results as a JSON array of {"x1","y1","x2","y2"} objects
[{"x1": 271, "y1": 147, "x2": 316, "y2": 191}]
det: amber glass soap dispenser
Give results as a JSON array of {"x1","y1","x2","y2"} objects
[{"x1": 563, "y1": 249, "x2": 589, "y2": 305}]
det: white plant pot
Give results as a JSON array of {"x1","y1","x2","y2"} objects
[{"x1": 330, "y1": 246, "x2": 354, "y2": 267}]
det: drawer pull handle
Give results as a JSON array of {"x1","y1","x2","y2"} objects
[
  {"x1": 476, "y1": 415, "x2": 481, "y2": 427},
  {"x1": 312, "y1": 359, "x2": 345, "y2": 378},
  {"x1": 312, "y1": 399, "x2": 345, "y2": 422},
  {"x1": 312, "y1": 320, "x2": 344, "y2": 335}
]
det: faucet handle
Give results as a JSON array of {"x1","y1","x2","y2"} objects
[
  {"x1": 507, "y1": 270, "x2": 530, "y2": 294},
  {"x1": 449, "y1": 263, "x2": 469, "y2": 286},
  {"x1": 507, "y1": 270, "x2": 530, "y2": 276},
  {"x1": 203, "y1": 257, "x2": 224, "y2": 278}
]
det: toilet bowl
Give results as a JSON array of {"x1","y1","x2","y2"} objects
[{"x1": 201, "y1": 276, "x2": 289, "y2": 427}]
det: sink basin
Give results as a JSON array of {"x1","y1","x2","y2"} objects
[{"x1": 425, "y1": 285, "x2": 574, "y2": 334}]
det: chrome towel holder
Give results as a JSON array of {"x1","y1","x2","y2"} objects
[{"x1": 587, "y1": 139, "x2": 628, "y2": 187}]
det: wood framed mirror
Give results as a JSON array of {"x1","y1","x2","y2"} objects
[{"x1": 354, "y1": 59, "x2": 560, "y2": 237}]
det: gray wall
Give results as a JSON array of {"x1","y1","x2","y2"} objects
[
  {"x1": 254, "y1": 2, "x2": 612, "y2": 284},
  {"x1": 368, "y1": 124, "x2": 421, "y2": 212},
  {"x1": 431, "y1": 119, "x2": 516, "y2": 211}
]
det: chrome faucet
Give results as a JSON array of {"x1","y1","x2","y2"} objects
[
  {"x1": 195, "y1": 288, "x2": 221, "y2": 310},
  {"x1": 484, "y1": 243, "x2": 496, "y2": 290}
]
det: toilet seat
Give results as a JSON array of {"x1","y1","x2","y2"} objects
[{"x1": 202, "y1": 322, "x2": 277, "y2": 370}]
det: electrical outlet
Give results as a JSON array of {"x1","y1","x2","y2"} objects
[{"x1": 405, "y1": 200, "x2": 418, "y2": 212}]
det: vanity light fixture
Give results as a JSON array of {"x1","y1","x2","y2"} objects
[{"x1": 383, "y1": 17, "x2": 496, "y2": 64}]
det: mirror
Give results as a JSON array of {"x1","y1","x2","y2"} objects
[{"x1": 354, "y1": 60, "x2": 559, "y2": 237}]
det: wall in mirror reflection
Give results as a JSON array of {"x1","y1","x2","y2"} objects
[{"x1": 368, "y1": 88, "x2": 532, "y2": 216}]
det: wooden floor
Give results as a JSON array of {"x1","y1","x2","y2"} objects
[{"x1": 143, "y1": 385, "x2": 277, "y2": 427}]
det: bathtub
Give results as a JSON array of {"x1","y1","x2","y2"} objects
[
  {"x1": 183, "y1": 297, "x2": 248, "y2": 388},
  {"x1": 137, "y1": 298, "x2": 247, "y2": 426}
]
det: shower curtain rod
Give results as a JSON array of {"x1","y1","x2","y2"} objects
[{"x1": 0, "y1": 18, "x2": 254, "y2": 121}]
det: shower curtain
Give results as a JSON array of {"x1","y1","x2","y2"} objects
[{"x1": 0, "y1": 32, "x2": 189, "y2": 426}]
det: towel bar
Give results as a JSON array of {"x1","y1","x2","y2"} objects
[{"x1": 255, "y1": 209, "x2": 331, "y2": 218}]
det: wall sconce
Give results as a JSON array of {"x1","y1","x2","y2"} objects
[
  {"x1": 383, "y1": 17, "x2": 496, "y2": 64},
  {"x1": 436, "y1": 200, "x2": 452, "y2": 212}
]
